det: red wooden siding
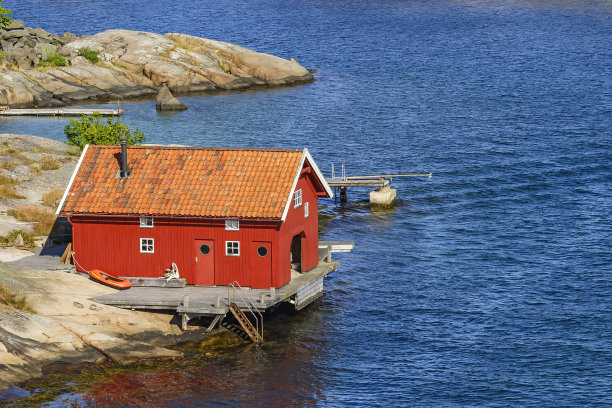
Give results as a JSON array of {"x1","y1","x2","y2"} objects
[
  {"x1": 71, "y1": 216, "x2": 282, "y2": 288},
  {"x1": 278, "y1": 162, "x2": 321, "y2": 283}
]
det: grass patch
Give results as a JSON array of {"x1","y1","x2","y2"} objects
[
  {"x1": 7, "y1": 205, "x2": 56, "y2": 236},
  {"x1": 29, "y1": 164, "x2": 42, "y2": 175},
  {"x1": 0, "y1": 282, "x2": 34, "y2": 313},
  {"x1": 39, "y1": 157, "x2": 60, "y2": 171},
  {"x1": 0, "y1": 160, "x2": 18, "y2": 171},
  {"x1": 65, "y1": 149, "x2": 81, "y2": 157},
  {"x1": 42, "y1": 189, "x2": 64, "y2": 208},
  {"x1": 0, "y1": 174, "x2": 16, "y2": 186},
  {"x1": 0, "y1": 185, "x2": 25, "y2": 199},
  {"x1": 167, "y1": 35, "x2": 202, "y2": 52},
  {"x1": 0, "y1": 176, "x2": 25, "y2": 199},
  {"x1": 0, "y1": 230, "x2": 35, "y2": 247},
  {"x1": 38, "y1": 53, "x2": 66, "y2": 68},
  {"x1": 78, "y1": 47, "x2": 100, "y2": 64}
]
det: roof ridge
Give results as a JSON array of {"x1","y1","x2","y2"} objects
[{"x1": 88, "y1": 145, "x2": 303, "y2": 152}]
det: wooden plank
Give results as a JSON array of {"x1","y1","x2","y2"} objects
[
  {"x1": 59, "y1": 243, "x2": 72, "y2": 264},
  {"x1": 319, "y1": 241, "x2": 354, "y2": 253}
]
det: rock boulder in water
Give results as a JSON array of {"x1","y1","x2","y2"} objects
[{"x1": 156, "y1": 84, "x2": 188, "y2": 111}]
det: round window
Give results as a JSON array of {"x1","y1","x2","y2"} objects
[
  {"x1": 257, "y1": 246, "x2": 268, "y2": 257},
  {"x1": 200, "y1": 244, "x2": 210, "y2": 255}
]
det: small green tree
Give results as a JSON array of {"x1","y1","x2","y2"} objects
[
  {"x1": 0, "y1": 0, "x2": 13, "y2": 27},
  {"x1": 64, "y1": 113, "x2": 146, "y2": 150}
]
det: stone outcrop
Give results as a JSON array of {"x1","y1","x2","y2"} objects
[
  {"x1": 156, "y1": 84, "x2": 188, "y2": 111},
  {"x1": 0, "y1": 263, "x2": 186, "y2": 390},
  {"x1": 0, "y1": 26, "x2": 314, "y2": 108}
]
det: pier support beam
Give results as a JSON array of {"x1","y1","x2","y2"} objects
[
  {"x1": 370, "y1": 186, "x2": 396, "y2": 207},
  {"x1": 339, "y1": 187, "x2": 347, "y2": 203}
]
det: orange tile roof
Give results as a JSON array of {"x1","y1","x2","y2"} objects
[{"x1": 60, "y1": 146, "x2": 305, "y2": 219}]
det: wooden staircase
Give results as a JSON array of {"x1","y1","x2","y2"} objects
[{"x1": 229, "y1": 303, "x2": 263, "y2": 343}]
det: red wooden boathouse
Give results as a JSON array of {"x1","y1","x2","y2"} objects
[{"x1": 57, "y1": 143, "x2": 333, "y2": 289}]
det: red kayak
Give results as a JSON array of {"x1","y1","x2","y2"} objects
[{"x1": 89, "y1": 269, "x2": 132, "y2": 289}]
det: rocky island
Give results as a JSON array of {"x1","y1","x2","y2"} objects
[{"x1": 0, "y1": 21, "x2": 314, "y2": 108}]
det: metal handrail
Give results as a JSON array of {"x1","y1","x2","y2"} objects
[{"x1": 228, "y1": 281, "x2": 264, "y2": 341}]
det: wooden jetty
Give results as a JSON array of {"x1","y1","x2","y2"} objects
[
  {"x1": 89, "y1": 242, "x2": 351, "y2": 340},
  {"x1": 326, "y1": 164, "x2": 432, "y2": 205},
  {"x1": 0, "y1": 107, "x2": 123, "y2": 117}
]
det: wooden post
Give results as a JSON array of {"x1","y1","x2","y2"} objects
[
  {"x1": 214, "y1": 296, "x2": 220, "y2": 308},
  {"x1": 340, "y1": 187, "x2": 347, "y2": 203},
  {"x1": 181, "y1": 313, "x2": 189, "y2": 331}
]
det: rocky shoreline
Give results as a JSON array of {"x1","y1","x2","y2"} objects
[{"x1": 0, "y1": 21, "x2": 314, "y2": 108}]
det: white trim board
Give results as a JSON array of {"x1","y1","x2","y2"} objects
[{"x1": 56, "y1": 144, "x2": 88, "y2": 215}]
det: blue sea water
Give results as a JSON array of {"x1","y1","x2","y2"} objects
[{"x1": 2, "y1": 0, "x2": 611, "y2": 406}]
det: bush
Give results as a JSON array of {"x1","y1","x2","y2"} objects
[
  {"x1": 38, "y1": 52, "x2": 66, "y2": 67},
  {"x1": 78, "y1": 47, "x2": 100, "y2": 64},
  {"x1": 64, "y1": 113, "x2": 146, "y2": 149}
]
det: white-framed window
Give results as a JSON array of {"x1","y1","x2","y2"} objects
[
  {"x1": 140, "y1": 238, "x2": 154, "y2": 253},
  {"x1": 226, "y1": 241, "x2": 240, "y2": 256},
  {"x1": 225, "y1": 219, "x2": 239, "y2": 231},
  {"x1": 304, "y1": 201, "x2": 309, "y2": 218},
  {"x1": 140, "y1": 216, "x2": 154, "y2": 228},
  {"x1": 294, "y1": 189, "x2": 302, "y2": 208}
]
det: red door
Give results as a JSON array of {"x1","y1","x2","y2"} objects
[
  {"x1": 250, "y1": 241, "x2": 272, "y2": 289},
  {"x1": 194, "y1": 239, "x2": 215, "y2": 285}
]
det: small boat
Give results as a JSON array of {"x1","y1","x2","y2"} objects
[{"x1": 89, "y1": 269, "x2": 132, "y2": 289}]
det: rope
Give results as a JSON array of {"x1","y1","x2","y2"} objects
[{"x1": 71, "y1": 251, "x2": 90, "y2": 274}]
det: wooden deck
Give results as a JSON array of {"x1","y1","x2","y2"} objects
[
  {"x1": 90, "y1": 261, "x2": 340, "y2": 316},
  {"x1": 0, "y1": 108, "x2": 123, "y2": 117}
]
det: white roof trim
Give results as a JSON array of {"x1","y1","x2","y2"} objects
[
  {"x1": 56, "y1": 144, "x2": 89, "y2": 215},
  {"x1": 280, "y1": 148, "x2": 333, "y2": 222},
  {"x1": 303, "y1": 148, "x2": 334, "y2": 198}
]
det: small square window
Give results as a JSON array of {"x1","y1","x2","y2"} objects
[
  {"x1": 225, "y1": 219, "x2": 239, "y2": 231},
  {"x1": 140, "y1": 238, "x2": 154, "y2": 253},
  {"x1": 294, "y1": 189, "x2": 302, "y2": 208},
  {"x1": 304, "y1": 201, "x2": 309, "y2": 218},
  {"x1": 140, "y1": 217, "x2": 154, "y2": 228},
  {"x1": 226, "y1": 241, "x2": 240, "y2": 256}
]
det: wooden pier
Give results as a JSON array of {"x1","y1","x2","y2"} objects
[
  {"x1": 0, "y1": 107, "x2": 123, "y2": 117},
  {"x1": 89, "y1": 242, "x2": 351, "y2": 337},
  {"x1": 326, "y1": 164, "x2": 432, "y2": 205}
]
